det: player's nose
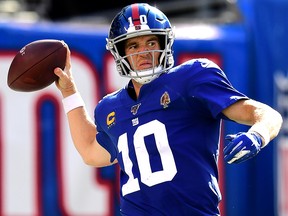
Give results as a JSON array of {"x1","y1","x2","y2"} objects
[{"x1": 137, "y1": 44, "x2": 150, "y2": 52}]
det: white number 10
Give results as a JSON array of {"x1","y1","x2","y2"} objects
[
  {"x1": 128, "y1": 15, "x2": 148, "y2": 27},
  {"x1": 118, "y1": 120, "x2": 177, "y2": 196}
]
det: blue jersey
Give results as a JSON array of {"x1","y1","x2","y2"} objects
[{"x1": 95, "y1": 58, "x2": 248, "y2": 216}]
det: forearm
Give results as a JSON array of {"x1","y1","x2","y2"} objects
[
  {"x1": 65, "y1": 103, "x2": 114, "y2": 167},
  {"x1": 60, "y1": 90, "x2": 113, "y2": 167},
  {"x1": 67, "y1": 106, "x2": 97, "y2": 153},
  {"x1": 60, "y1": 89, "x2": 96, "y2": 152},
  {"x1": 223, "y1": 99, "x2": 283, "y2": 164},
  {"x1": 248, "y1": 103, "x2": 283, "y2": 146},
  {"x1": 223, "y1": 99, "x2": 283, "y2": 146},
  {"x1": 54, "y1": 50, "x2": 114, "y2": 167}
]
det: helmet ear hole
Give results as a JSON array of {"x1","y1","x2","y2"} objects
[
  {"x1": 158, "y1": 35, "x2": 166, "y2": 50},
  {"x1": 116, "y1": 40, "x2": 125, "y2": 57}
]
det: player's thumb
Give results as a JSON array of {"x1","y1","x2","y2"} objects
[
  {"x1": 54, "y1": 67, "x2": 62, "y2": 74},
  {"x1": 54, "y1": 67, "x2": 67, "y2": 79}
]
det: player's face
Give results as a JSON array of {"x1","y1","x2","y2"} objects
[{"x1": 124, "y1": 35, "x2": 161, "y2": 71}]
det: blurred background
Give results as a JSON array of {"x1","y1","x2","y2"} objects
[
  {"x1": 0, "y1": 0, "x2": 287, "y2": 216},
  {"x1": 0, "y1": 0, "x2": 241, "y2": 23}
]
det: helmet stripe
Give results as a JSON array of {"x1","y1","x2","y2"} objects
[{"x1": 131, "y1": 4, "x2": 141, "y2": 25}]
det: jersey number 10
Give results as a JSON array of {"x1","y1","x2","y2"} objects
[{"x1": 118, "y1": 120, "x2": 177, "y2": 196}]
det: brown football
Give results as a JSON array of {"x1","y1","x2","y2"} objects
[{"x1": 7, "y1": 39, "x2": 67, "y2": 92}]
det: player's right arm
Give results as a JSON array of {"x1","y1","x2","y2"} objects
[
  {"x1": 64, "y1": 104, "x2": 116, "y2": 167},
  {"x1": 54, "y1": 46, "x2": 117, "y2": 167}
]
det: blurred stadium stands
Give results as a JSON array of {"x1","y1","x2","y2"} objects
[{"x1": 0, "y1": 0, "x2": 242, "y2": 24}]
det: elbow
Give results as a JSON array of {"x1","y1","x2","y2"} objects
[
  {"x1": 75, "y1": 139, "x2": 114, "y2": 168},
  {"x1": 269, "y1": 110, "x2": 284, "y2": 141},
  {"x1": 80, "y1": 150, "x2": 113, "y2": 168},
  {"x1": 276, "y1": 111, "x2": 284, "y2": 134},
  {"x1": 81, "y1": 155, "x2": 104, "y2": 168},
  {"x1": 81, "y1": 155, "x2": 94, "y2": 166}
]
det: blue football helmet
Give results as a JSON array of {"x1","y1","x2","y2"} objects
[{"x1": 106, "y1": 3, "x2": 175, "y2": 84}]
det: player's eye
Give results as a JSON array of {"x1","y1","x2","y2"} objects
[
  {"x1": 147, "y1": 40, "x2": 158, "y2": 48},
  {"x1": 130, "y1": 44, "x2": 137, "y2": 49},
  {"x1": 149, "y1": 41, "x2": 155, "y2": 46},
  {"x1": 126, "y1": 43, "x2": 137, "y2": 52}
]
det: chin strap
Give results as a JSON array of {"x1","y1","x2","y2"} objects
[{"x1": 131, "y1": 66, "x2": 163, "y2": 84}]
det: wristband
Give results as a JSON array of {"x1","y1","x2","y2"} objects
[
  {"x1": 248, "y1": 124, "x2": 270, "y2": 148},
  {"x1": 62, "y1": 92, "x2": 84, "y2": 114}
]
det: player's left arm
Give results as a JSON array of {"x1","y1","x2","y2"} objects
[{"x1": 222, "y1": 99, "x2": 283, "y2": 164}]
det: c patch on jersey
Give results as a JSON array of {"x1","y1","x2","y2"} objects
[
  {"x1": 160, "y1": 91, "x2": 171, "y2": 108},
  {"x1": 107, "y1": 111, "x2": 116, "y2": 128}
]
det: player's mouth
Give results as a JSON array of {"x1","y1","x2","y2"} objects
[{"x1": 138, "y1": 61, "x2": 153, "y2": 70}]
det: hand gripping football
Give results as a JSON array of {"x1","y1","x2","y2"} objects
[{"x1": 7, "y1": 39, "x2": 67, "y2": 92}]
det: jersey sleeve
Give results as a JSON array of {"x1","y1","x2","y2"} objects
[
  {"x1": 186, "y1": 59, "x2": 249, "y2": 119},
  {"x1": 94, "y1": 102, "x2": 118, "y2": 163}
]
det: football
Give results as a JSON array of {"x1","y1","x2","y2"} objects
[{"x1": 7, "y1": 39, "x2": 67, "y2": 92}]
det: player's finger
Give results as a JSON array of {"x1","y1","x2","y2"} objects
[
  {"x1": 225, "y1": 147, "x2": 246, "y2": 163},
  {"x1": 225, "y1": 134, "x2": 237, "y2": 141},
  {"x1": 233, "y1": 151, "x2": 253, "y2": 164},
  {"x1": 223, "y1": 138, "x2": 242, "y2": 155},
  {"x1": 54, "y1": 67, "x2": 65, "y2": 78},
  {"x1": 54, "y1": 67, "x2": 72, "y2": 88}
]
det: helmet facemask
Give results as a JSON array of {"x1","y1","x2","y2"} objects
[{"x1": 107, "y1": 29, "x2": 175, "y2": 84}]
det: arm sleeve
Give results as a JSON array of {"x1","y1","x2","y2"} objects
[
  {"x1": 95, "y1": 128, "x2": 118, "y2": 163},
  {"x1": 94, "y1": 105, "x2": 118, "y2": 163}
]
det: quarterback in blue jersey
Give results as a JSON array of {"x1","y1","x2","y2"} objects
[{"x1": 54, "y1": 3, "x2": 283, "y2": 216}]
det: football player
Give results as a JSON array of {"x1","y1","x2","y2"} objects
[{"x1": 54, "y1": 3, "x2": 282, "y2": 215}]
